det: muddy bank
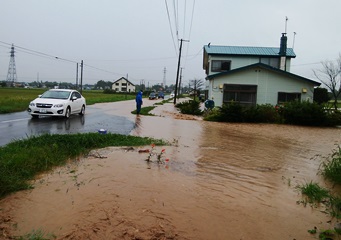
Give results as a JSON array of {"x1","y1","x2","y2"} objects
[{"x1": 1, "y1": 100, "x2": 341, "y2": 239}]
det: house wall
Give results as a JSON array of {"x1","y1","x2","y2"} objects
[
  {"x1": 112, "y1": 79, "x2": 135, "y2": 92},
  {"x1": 207, "y1": 55, "x2": 291, "y2": 74},
  {"x1": 208, "y1": 67, "x2": 315, "y2": 107}
]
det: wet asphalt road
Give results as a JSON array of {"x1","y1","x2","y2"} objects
[{"x1": 0, "y1": 104, "x2": 135, "y2": 146}]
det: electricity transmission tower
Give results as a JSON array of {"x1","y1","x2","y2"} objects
[
  {"x1": 6, "y1": 44, "x2": 17, "y2": 85},
  {"x1": 163, "y1": 67, "x2": 166, "y2": 87}
]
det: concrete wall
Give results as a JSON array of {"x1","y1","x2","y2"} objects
[{"x1": 112, "y1": 79, "x2": 135, "y2": 93}]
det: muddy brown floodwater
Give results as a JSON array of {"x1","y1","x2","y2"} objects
[{"x1": 1, "y1": 99, "x2": 341, "y2": 240}]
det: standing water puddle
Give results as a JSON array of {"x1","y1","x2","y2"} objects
[{"x1": 1, "y1": 100, "x2": 341, "y2": 240}]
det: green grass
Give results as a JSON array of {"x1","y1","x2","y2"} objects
[
  {"x1": 0, "y1": 133, "x2": 167, "y2": 198},
  {"x1": 0, "y1": 88, "x2": 46, "y2": 113},
  {"x1": 296, "y1": 181, "x2": 330, "y2": 203},
  {"x1": 296, "y1": 181, "x2": 341, "y2": 219},
  {"x1": 296, "y1": 148, "x2": 341, "y2": 238},
  {"x1": 0, "y1": 88, "x2": 136, "y2": 113},
  {"x1": 82, "y1": 90, "x2": 135, "y2": 105},
  {"x1": 325, "y1": 100, "x2": 341, "y2": 109},
  {"x1": 131, "y1": 106, "x2": 156, "y2": 115},
  {"x1": 320, "y1": 146, "x2": 341, "y2": 184},
  {"x1": 16, "y1": 228, "x2": 56, "y2": 240}
]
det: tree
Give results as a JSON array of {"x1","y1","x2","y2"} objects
[
  {"x1": 94, "y1": 80, "x2": 112, "y2": 90},
  {"x1": 313, "y1": 87, "x2": 330, "y2": 104},
  {"x1": 189, "y1": 79, "x2": 204, "y2": 101},
  {"x1": 313, "y1": 54, "x2": 341, "y2": 110},
  {"x1": 0, "y1": 81, "x2": 7, "y2": 87}
]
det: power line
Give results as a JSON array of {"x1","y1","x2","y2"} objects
[
  {"x1": 181, "y1": 0, "x2": 196, "y2": 79},
  {"x1": 165, "y1": 0, "x2": 178, "y2": 56},
  {"x1": 291, "y1": 62, "x2": 321, "y2": 67},
  {"x1": 85, "y1": 55, "x2": 177, "y2": 62},
  {"x1": 188, "y1": 0, "x2": 196, "y2": 41},
  {"x1": 83, "y1": 63, "x2": 123, "y2": 76},
  {"x1": 173, "y1": 0, "x2": 179, "y2": 41},
  {"x1": 0, "y1": 40, "x2": 78, "y2": 64},
  {"x1": 182, "y1": 0, "x2": 187, "y2": 38}
]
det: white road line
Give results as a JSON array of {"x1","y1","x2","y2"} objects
[{"x1": 1, "y1": 118, "x2": 31, "y2": 123}]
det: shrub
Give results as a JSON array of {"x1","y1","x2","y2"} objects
[
  {"x1": 325, "y1": 111, "x2": 341, "y2": 127},
  {"x1": 314, "y1": 87, "x2": 330, "y2": 104},
  {"x1": 175, "y1": 100, "x2": 202, "y2": 115},
  {"x1": 218, "y1": 102, "x2": 244, "y2": 122},
  {"x1": 243, "y1": 104, "x2": 281, "y2": 123},
  {"x1": 203, "y1": 108, "x2": 224, "y2": 121},
  {"x1": 203, "y1": 101, "x2": 340, "y2": 127},
  {"x1": 280, "y1": 101, "x2": 327, "y2": 126},
  {"x1": 103, "y1": 89, "x2": 116, "y2": 94}
]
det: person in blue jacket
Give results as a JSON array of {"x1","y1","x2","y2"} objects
[{"x1": 135, "y1": 90, "x2": 143, "y2": 114}]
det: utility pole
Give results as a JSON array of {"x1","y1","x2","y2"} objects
[
  {"x1": 80, "y1": 60, "x2": 83, "y2": 94},
  {"x1": 178, "y1": 67, "x2": 183, "y2": 95},
  {"x1": 174, "y1": 39, "x2": 189, "y2": 104},
  {"x1": 125, "y1": 74, "x2": 128, "y2": 99},
  {"x1": 76, "y1": 63, "x2": 79, "y2": 89}
]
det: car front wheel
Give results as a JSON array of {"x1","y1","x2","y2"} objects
[
  {"x1": 79, "y1": 105, "x2": 85, "y2": 115},
  {"x1": 65, "y1": 107, "x2": 71, "y2": 118}
]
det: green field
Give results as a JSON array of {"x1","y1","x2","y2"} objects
[{"x1": 0, "y1": 88, "x2": 136, "y2": 114}]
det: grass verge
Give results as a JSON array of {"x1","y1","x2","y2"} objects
[
  {"x1": 16, "y1": 228, "x2": 56, "y2": 240},
  {"x1": 0, "y1": 88, "x2": 136, "y2": 113},
  {"x1": 296, "y1": 181, "x2": 330, "y2": 204},
  {"x1": 296, "y1": 181, "x2": 341, "y2": 238},
  {"x1": 131, "y1": 106, "x2": 156, "y2": 115},
  {"x1": 320, "y1": 146, "x2": 341, "y2": 185},
  {"x1": 294, "y1": 146, "x2": 341, "y2": 238},
  {"x1": 0, "y1": 133, "x2": 167, "y2": 198}
]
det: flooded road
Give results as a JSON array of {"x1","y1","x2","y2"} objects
[{"x1": 1, "y1": 100, "x2": 341, "y2": 239}]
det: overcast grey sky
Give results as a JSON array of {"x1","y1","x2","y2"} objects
[{"x1": 0, "y1": 0, "x2": 340, "y2": 86}]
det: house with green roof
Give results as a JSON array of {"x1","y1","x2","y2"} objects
[{"x1": 202, "y1": 34, "x2": 321, "y2": 107}]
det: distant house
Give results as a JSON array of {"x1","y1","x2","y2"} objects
[
  {"x1": 112, "y1": 77, "x2": 135, "y2": 93},
  {"x1": 202, "y1": 34, "x2": 321, "y2": 107}
]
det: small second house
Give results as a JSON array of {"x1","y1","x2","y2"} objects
[
  {"x1": 112, "y1": 77, "x2": 135, "y2": 93},
  {"x1": 202, "y1": 33, "x2": 321, "y2": 107}
]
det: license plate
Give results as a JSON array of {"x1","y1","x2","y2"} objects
[{"x1": 39, "y1": 109, "x2": 47, "y2": 113}]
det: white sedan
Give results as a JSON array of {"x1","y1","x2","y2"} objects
[{"x1": 27, "y1": 89, "x2": 86, "y2": 118}]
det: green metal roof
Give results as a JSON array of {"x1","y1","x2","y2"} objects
[{"x1": 204, "y1": 45, "x2": 296, "y2": 58}]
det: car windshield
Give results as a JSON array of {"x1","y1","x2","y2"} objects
[{"x1": 41, "y1": 91, "x2": 71, "y2": 100}]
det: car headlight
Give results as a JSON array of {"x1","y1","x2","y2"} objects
[
  {"x1": 53, "y1": 104, "x2": 64, "y2": 108},
  {"x1": 29, "y1": 102, "x2": 35, "y2": 107}
]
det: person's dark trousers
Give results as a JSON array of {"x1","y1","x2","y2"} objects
[{"x1": 136, "y1": 103, "x2": 141, "y2": 114}]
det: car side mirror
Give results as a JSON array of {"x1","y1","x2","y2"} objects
[{"x1": 72, "y1": 96, "x2": 77, "y2": 101}]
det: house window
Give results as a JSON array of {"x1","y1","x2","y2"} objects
[
  {"x1": 115, "y1": 83, "x2": 119, "y2": 86},
  {"x1": 223, "y1": 84, "x2": 257, "y2": 106},
  {"x1": 122, "y1": 87, "x2": 127, "y2": 92},
  {"x1": 278, "y1": 92, "x2": 301, "y2": 104},
  {"x1": 211, "y1": 60, "x2": 231, "y2": 72},
  {"x1": 122, "y1": 82, "x2": 127, "y2": 86}
]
